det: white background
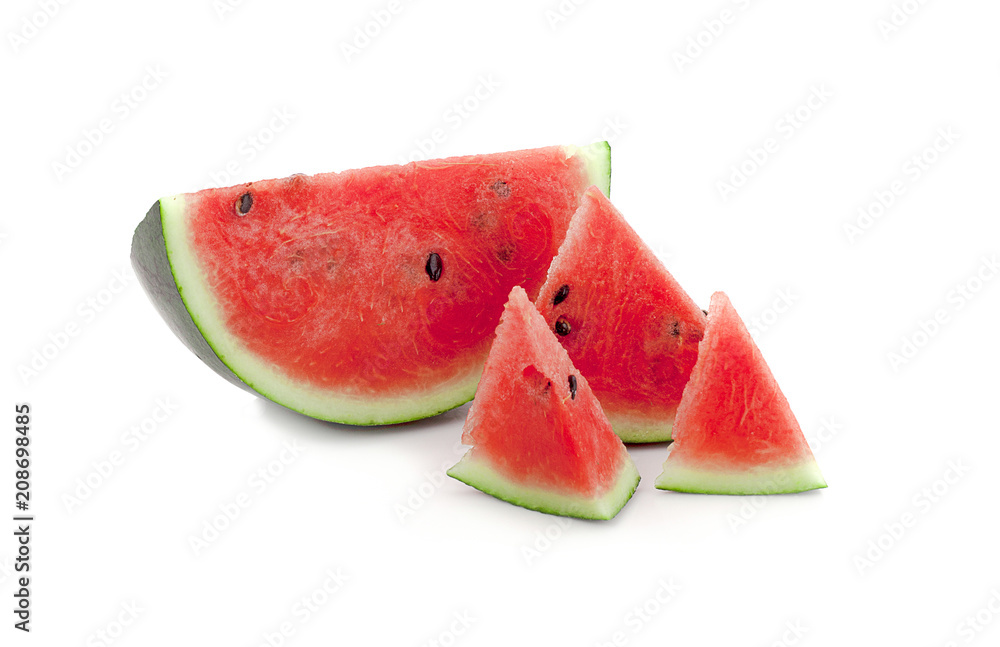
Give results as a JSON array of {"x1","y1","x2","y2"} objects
[{"x1": 3, "y1": 0, "x2": 1000, "y2": 645}]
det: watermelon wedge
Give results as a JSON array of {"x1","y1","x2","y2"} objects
[
  {"x1": 534, "y1": 187, "x2": 706, "y2": 443},
  {"x1": 447, "y1": 286, "x2": 640, "y2": 520},
  {"x1": 655, "y1": 292, "x2": 827, "y2": 495},
  {"x1": 131, "y1": 143, "x2": 610, "y2": 426}
]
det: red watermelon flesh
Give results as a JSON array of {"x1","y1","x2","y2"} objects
[
  {"x1": 534, "y1": 187, "x2": 706, "y2": 443},
  {"x1": 655, "y1": 292, "x2": 827, "y2": 495},
  {"x1": 131, "y1": 144, "x2": 610, "y2": 426},
  {"x1": 448, "y1": 286, "x2": 639, "y2": 519}
]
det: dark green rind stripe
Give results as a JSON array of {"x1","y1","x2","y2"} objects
[{"x1": 130, "y1": 201, "x2": 256, "y2": 396}]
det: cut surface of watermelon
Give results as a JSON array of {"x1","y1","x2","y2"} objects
[
  {"x1": 655, "y1": 292, "x2": 827, "y2": 495},
  {"x1": 534, "y1": 187, "x2": 706, "y2": 443},
  {"x1": 447, "y1": 286, "x2": 639, "y2": 520},
  {"x1": 131, "y1": 143, "x2": 610, "y2": 425}
]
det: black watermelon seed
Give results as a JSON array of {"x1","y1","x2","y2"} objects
[
  {"x1": 568, "y1": 375, "x2": 577, "y2": 400},
  {"x1": 553, "y1": 284, "x2": 570, "y2": 306},
  {"x1": 425, "y1": 253, "x2": 443, "y2": 281},
  {"x1": 237, "y1": 192, "x2": 253, "y2": 215},
  {"x1": 702, "y1": 309, "x2": 708, "y2": 316},
  {"x1": 554, "y1": 317, "x2": 571, "y2": 336},
  {"x1": 671, "y1": 321, "x2": 681, "y2": 337},
  {"x1": 491, "y1": 180, "x2": 511, "y2": 198}
]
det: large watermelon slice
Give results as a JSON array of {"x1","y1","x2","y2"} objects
[
  {"x1": 655, "y1": 292, "x2": 827, "y2": 495},
  {"x1": 534, "y1": 187, "x2": 706, "y2": 443},
  {"x1": 447, "y1": 286, "x2": 640, "y2": 520},
  {"x1": 131, "y1": 143, "x2": 611, "y2": 425}
]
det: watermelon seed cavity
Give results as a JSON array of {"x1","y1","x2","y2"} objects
[
  {"x1": 236, "y1": 192, "x2": 253, "y2": 215},
  {"x1": 553, "y1": 284, "x2": 569, "y2": 305},
  {"x1": 495, "y1": 242, "x2": 515, "y2": 264},
  {"x1": 568, "y1": 374, "x2": 577, "y2": 400},
  {"x1": 555, "y1": 317, "x2": 571, "y2": 336},
  {"x1": 491, "y1": 180, "x2": 511, "y2": 198},
  {"x1": 425, "y1": 253, "x2": 443, "y2": 281}
]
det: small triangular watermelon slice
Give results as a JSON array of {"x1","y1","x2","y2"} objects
[
  {"x1": 655, "y1": 292, "x2": 827, "y2": 495},
  {"x1": 534, "y1": 187, "x2": 706, "y2": 443},
  {"x1": 447, "y1": 286, "x2": 640, "y2": 520}
]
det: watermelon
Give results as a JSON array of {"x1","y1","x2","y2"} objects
[
  {"x1": 131, "y1": 143, "x2": 611, "y2": 426},
  {"x1": 534, "y1": 187, "x2": 706, "y2": 444},
  {"x1": 447, "y1": 286, "x2": 640, "y2": 520},
  {"x1": 655, "y1": 292, "x2": 827, "y2": 495}
]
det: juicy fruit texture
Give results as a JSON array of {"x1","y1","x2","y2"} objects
[
  {"x1": 447, "y1": 286, "x2": 640, "y2": 520},
  {"x1": 535, "y1": 187, "x2": 706, "y2": 443},
  {"x1": 131, "y1": 143, "x2": 612, "y2": 426},
  {"x1": 655, "y1": 292, "x2": 827, "y2": 495}
]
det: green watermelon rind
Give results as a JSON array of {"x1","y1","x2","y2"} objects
[
  {"x1": 447, "y1": 446, "x2": 640, "y2": 520},
  {"x1": 654, "y1": 456, "x2": 828, "y2": 495},
  {"x1": 609, "y1": 415, "x2": 675, "y2": 444},
  {"x1": 131, "y1": 143, "x2": 611, "y2": 427},
  {"x1": 567, "y1": 141, "x2": 612, "y2": 196}
]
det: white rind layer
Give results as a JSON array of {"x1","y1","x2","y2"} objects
[
  {"x1": 566, "y1": 141, "x2": 612, "y2": 196},
  {"x1": 447, "y1": 446, "x2": 640, "y2": 520},
  {"x1": 654, "y1": 454, "x2": 828, "y2": 495},
  {"x1": 608, "y1": 411, "x2": 676, "y2": 444}
]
